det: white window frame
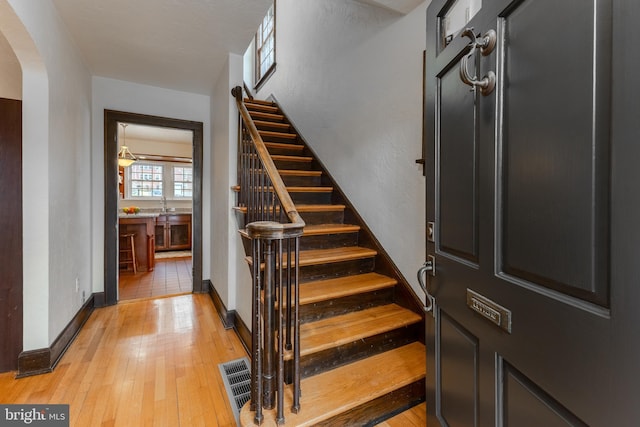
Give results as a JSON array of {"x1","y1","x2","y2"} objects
[
  {"x1": 255, "y1": 3, "x2": 276, "y2": 89},
  {"x1": 125, "y1": 161, "x2": 193, "y2": 201}
]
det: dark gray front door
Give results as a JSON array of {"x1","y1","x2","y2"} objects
[{"x1": 424, "y1": 0, "x2": 640, "y2": 425}]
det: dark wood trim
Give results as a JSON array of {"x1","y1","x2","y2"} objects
[
  {"x1": 206, "y1": 280, "x2": 235, "y2": 329},
  {"x1": 233, "y1": 312, "x2": 252, "y2": 356},
  {"x1": 254, "y1": 62, "x2": 277, "y2": 93},
  {"x1": 207, "y1": 281, "x2": 251, "y2": 355},
  {"x1": 133, "y1": 154, "x2": 192, "y2": 163},
  {"x1": 104, "y1": 110, "x2": 204, "y2": 305},
  {"x1": 17, "y1": 294, "x2": 96, "y2": 378},
  {"x1": 93, "y1": 292, "x2": 106, "y2": 308},
  {"x1": 0, "y1": 98, "x2": 23, "y2": 373}
]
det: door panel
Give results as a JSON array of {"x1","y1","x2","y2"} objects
[
  {"x1": 439, "y1": 62, "x2": 479, "y2": 263},
  {"x1": 500, "y1": 360, "x2": 587, "y2": 427},
  {"x1": 424, "y1": 0, "x2": 629, "y2": 425},
  {"x1": 498, "y1": 0, "x2": 611, "y2": 306},
  {"x1": 438, "y1": 311, "x2": 479, "y2": 427}
]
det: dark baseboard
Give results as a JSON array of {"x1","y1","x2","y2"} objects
[
  {"x1": 206, "y1": 280, "x2": 252, "y2": 355},
  {"x1": 17, "y1": 293, "x2": 97, "y2": 378},
  {"x1": 206, "y1": 280, "x2": 235, "y2": 329},
  {"x1": 93, "y1": 292, "x2": 106, "y2": 308},
  {"x1": 233, "y1": 311, "x2": 252, "y2": 355}
]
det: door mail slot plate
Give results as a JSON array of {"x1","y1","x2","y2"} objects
[{"x1": 466, "y1": 289, "x2": 512, "y2": 333}]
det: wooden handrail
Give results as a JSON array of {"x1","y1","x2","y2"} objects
[
  {"x1": 243, "y1": 82, "x2": 254, "y2": 100},
  {"x1": 232, "y1": 87, "x2": 304, "y2": 422},
  {"x1": 231, "y1": 86, "x2": 305, "y2": 239}
]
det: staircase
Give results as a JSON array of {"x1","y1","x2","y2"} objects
[{"x1": 234, "y1": 96, "x2": 426, "y2": 426}]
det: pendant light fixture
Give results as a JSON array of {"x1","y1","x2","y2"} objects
[{"x1": 117, "y1": 123, "x2": 137, "y2": 167}]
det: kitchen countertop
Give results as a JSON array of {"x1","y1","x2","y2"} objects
[{"x1": 118, "y1": 213, "x2": 160, "y2": 218}]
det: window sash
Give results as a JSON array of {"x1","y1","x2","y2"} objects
[
  {"x1": 256, "y1": 4, "x2": 275, "y2": 82},
  {"x1": 124, "y1": 162, "x2": 193, "y2": 200}
]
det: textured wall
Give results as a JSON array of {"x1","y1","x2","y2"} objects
[{"x1": 255, "y1": 0, "x2": 428, "y2": 296}]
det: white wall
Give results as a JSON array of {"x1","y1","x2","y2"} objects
[
  {"x1": 254, "y1": 0, "x2": 428, "y2": 298},
  {"x1": 210, "y1": 53, "x2": 253, "y2": 316},
  {"x1": 91, "y1": 77, "x2": 211, "y2": 291},
  {"x1": 1, "y1": 0, "x2": 93, "y2": 349}
]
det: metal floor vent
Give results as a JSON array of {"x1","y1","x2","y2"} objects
[{"x1": 219, "y1": 357, "x2": 251, "y2": 426}]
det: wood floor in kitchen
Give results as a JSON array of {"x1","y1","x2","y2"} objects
[{"x1": 119, "y1": 256, "x2": 192, "y2": 301}]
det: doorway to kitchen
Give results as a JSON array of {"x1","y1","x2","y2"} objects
[
  {"x1": 116, "y1": 122, "x2": 194, "y2": 301},
  {"x1": 104, "y1": 110, "x2": 204, "y2": 306}
]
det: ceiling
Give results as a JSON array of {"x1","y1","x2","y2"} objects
[
  {"x1": 50, "y1": 0, "x2": 423, "y2": 144},
  {"x1": 50, "y1": 0, "x2": 423, "y2": 96},
  {"x1": 51, "y1": 0, "x2": 272, "y2": 95}
]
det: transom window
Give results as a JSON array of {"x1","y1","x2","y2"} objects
[{"x1": 255, "y1": 3, "x2": 276, "y2": 86}]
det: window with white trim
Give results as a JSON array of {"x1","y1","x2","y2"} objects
[
  {"x1": 130, "y1": 163, "x2": 163, "y2": 197},
  {"x1": 173, "y1": 166, "x2": 193, "y2": 198},
  {"x1": 125, "y1": 161, "x2": 192, "y2": 200},
  {"x1": 255, "y1": 3, "x2": 276, "y2": 86}
]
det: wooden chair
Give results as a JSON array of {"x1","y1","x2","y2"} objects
[{"x1": 119, "y1": 233, "x2": 137, "y2": 274}]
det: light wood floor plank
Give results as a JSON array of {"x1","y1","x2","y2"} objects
[{"x1": 0, "y1": 294, "x2": 248, "y2": 426}]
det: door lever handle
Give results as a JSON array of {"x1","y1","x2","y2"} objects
[
  {"x1": 418, "y1": 256, "x2": 436, "y2": 314},
  {"x1": 459, "y1": 27, "x2": 496, "y2": 96}
]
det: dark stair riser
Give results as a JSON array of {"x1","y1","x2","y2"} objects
[
  {"x1": 298, "y1": 232, "x2": 359, "y2": 250},
  {"x1": 247, "y1": 257, "x2": 376, "y2": 284},
  {"x1": 316, "y1": 379, "x2": 426, "y2": 427},
  {"x1": 254, "y1": 122, "x2": 291, "y2": 133},
  {"x1": 280, "y1": 174, "x2": 322, "y2": 187},
  {"x1": 298, "y1": 287, "x2": 395, "y2": 324},
  {"x1": 241, "y1": 231, "x2": 358, "y2": 254},
  {"x1": 261, "y1": 134, "x2": 300, "y2": 145},
  {"x1": 300, "y1": 257, "x2": 375, "y2": 283},
  {"x1": 273, "y1": 158, "x2": 314, "y2": 170},
  {"x1": 264, "y1": 145, "x2": 306, "y2": 156},
  {"x1": 289, "y1": 191, "x2": 333, "y2": 205},
  {"x1": 237, "y1": 208, "x2": 346, "y2": 229},
  {"x1": 299, "y1": 209, "x2": 345, "y2": 225},
  {"x1": 285, "y1": 323, "x2": 422, "y2": 383}
]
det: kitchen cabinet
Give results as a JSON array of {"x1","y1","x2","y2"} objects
[{"x1": 155, "y1": 214, "x2": 192, "y2": 251}]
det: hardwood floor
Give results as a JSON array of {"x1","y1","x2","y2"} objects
[
  {"x1": 0, "y1": 294, "x2": 247, "y2": 426},
  {"x1": 119, "y1": 257, "x2": 192, "y2": 301}
]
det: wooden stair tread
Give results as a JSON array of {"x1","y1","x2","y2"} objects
[
  {"x1": 278, "y1": 169, "x2": 322, "y2": 177},
  {"x1": 232, "y1": 185, "x2": 333, "y2": 193},
  {"x1": 296, "y1": 304, "x2": 422, "y2": 358},
  {"x1": 286, "y1": 186, "x2": 333, "y2": 193},
  {"x1": 233, "y1": 204, "x2": 346, "y2": 214},
  {"x1": 245, "y1": 246, "x2": 377, "y2": 268},
  {"x1": 240, "y1": 342, "x2": 426, "y2": 427},
  {"x1": 239, "y1": 224, "x2": 360, "y2": 239},
  {"x1": 248, "y1": 111, "x2": 285, "y2": 121},
  {"x1": 264, "y1": 141, "x2": 304, "y2": 151},
  {"x1": 272, "y1": 154, "x2": 313, "y2": 163},
  {"x1": 299, "y1": 272, "x2": 396, "y2": 305},
  {"x1": 259, "y1": 130, "x2": 297, "y2": 139},
  {"x1": 246, "y1": 103, "x2": 280, "y2": 113},
  {"x1": 253, "y1": 119, "x2": 290, "y2": 130},
  {"x1": 301, "y1": 223, "x2": 360, "y2": 235},
  {"x1": 244, "y1": 98, "x2": 274, "y2": 106}
]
